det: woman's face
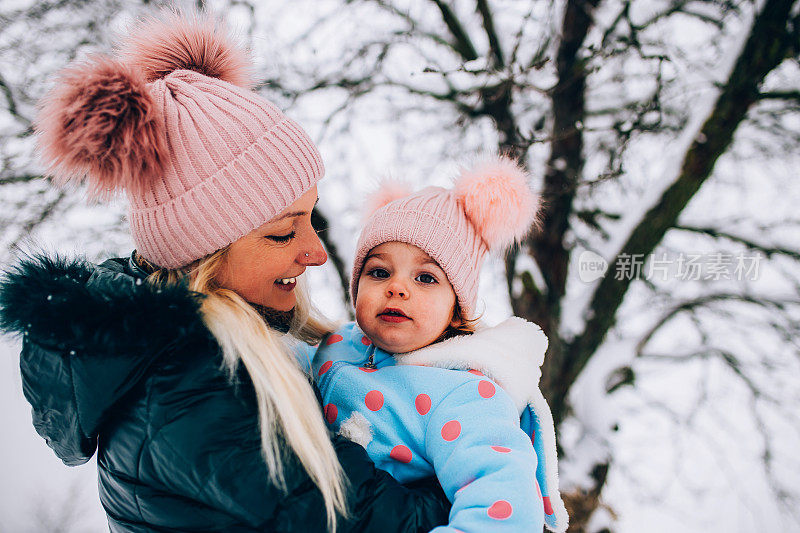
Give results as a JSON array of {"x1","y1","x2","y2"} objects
[{"x1": 216, "y1": 186, "x2": 326, "y2": 311}]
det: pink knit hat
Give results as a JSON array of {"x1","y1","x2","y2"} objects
[
  {"x1": 351, "y1": 157, "x2": 540, "y2": 319},
  {"x1": 35, "y1": 13, "x2": 323, "y2": 268}
]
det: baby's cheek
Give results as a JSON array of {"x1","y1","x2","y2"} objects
[
  {"x1": 426, "y1": 293, "x2": 456, "y2": 321},
  {"x1": 354, "y1": 292, "x2": 376, "y2": 323},
  {"x1": 417, "y1": 306, "x2": 453, "y2": 337}
]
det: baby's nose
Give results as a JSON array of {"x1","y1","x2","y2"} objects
[{"x1": 386, "y1": 282, "x2": 408, "y2": 299}]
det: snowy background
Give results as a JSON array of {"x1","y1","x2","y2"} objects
[{"x1": 2, "y1": 0, "x2": 799, "y2": 531}]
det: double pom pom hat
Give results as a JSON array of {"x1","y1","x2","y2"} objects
[
  {"x1": 35, "y1": 13, "x2": 324, "y2": 269},
  {"x1": 351, "y1": 156, "x2": 541, "y2": 320}
]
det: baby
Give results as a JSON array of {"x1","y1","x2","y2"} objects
[{"x1": 312, "y1": 156, "x2": 568, "y2": 532}]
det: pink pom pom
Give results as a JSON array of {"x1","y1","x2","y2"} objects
[
  {"x1": 364, "y1": 180, "x2": 413, "y2": 221},
  {"x1": 35, "y1": 55, "x2": 166, "y2": 199},
  {"x1": 454, "y1": 156, "x2": 540, "y2": 249},
  {"x1": 120, "y1": 12, "x2": 253, "y2": 88}
]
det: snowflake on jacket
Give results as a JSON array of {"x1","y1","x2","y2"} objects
[{"x1": 312, "y1": 318, "x2": 568, "y2": 533}]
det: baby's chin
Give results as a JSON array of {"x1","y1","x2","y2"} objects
[{"x1": 368, "y1": 333, "x2": 427, "y2": 354}]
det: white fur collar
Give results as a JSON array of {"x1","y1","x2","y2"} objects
[{"x1": 397, "y1": 317, "x2": 548, "y2": 412}]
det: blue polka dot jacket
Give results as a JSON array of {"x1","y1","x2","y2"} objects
[{"x1": 310, "y1": 318, "x2": 569, "y2": 532}]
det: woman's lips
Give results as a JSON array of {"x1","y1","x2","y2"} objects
[{"x1": 274, "y1": 277, "x2": 297, "y2": 291}]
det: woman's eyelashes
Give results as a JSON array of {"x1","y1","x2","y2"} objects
[{"x1": 266, "y1": 231, "x2": 296, "y2": 243}]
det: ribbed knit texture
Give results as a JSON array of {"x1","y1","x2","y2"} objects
[
  {"x1": 351, "y1": 187, "x2": 487, "y2": 319},
  {"x1": 130, "y1": 70, "x2": 323, "y2": 268}
]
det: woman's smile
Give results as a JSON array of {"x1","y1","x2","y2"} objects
[
  {"x1": 275, "y1": 277, "x2": 298, "y2": 291},
  {"x1": 216, "y1": 186, "x2": 326, "y2": 311}
]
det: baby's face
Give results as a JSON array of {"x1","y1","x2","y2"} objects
[{"x1": 356, "y1": 242, "x2": 458, "y2": 354}]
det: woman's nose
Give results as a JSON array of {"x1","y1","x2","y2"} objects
[{"x1": 298, "y1": 231, "x2": 327, "y2": 266}]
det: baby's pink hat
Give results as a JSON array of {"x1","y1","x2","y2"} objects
[
  {"x1": 35, "y1": 12, "x2": 323, "y2": 268},
  {"x1": 351, "y1": 157, "x2": 540, "y2": 319}
]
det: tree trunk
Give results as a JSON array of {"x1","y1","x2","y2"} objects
[{"x1": 555, "y1": 0, "x2": 795, "y2": 529}]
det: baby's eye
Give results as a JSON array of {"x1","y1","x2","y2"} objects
[
  {"x1": 367, "y1": 268, "x2": 390, "y2": 279},
  {"x1": 415, "y1": 273, "x2": 438, "y2": 284},
  {"x1": 266, "y1": 231, "x2": 296, "y2": 243}
]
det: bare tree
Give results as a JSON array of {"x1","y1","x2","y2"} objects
[
  {"x1": 249, "y1": 0, "x2": 800, "y2": 529},
  {"x1": 0, "y1": 0, "x2": 171, "y2": 262},
  {"x1": 2, "y1": 0, "x2": 799, "y2": 531}
]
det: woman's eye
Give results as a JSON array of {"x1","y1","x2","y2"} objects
[
  {"x1": 367, "y1": 268, "x2": 389, "y2": 279},
  {"x1": 416, "y1": 273, "x2": 437, "y2": 284},
  {"x1": 267, "y1": 231, "x2": 296, "y2": 243}
]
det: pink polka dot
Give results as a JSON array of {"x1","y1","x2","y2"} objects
[
  {"x1": 359, "y1": 367, "x2": 377, "y2": 373},
  {"x1": 478, "y1": 380, "x2": 496, "y2": 398},
  {"x1": 365, "y1": 390, "x2": 384, "y2": 411},
  {"x1": 390, "y1": 445, "x2": 413, "y2": 463},
  {"x1": 324, "y1": 404, "x2": 338, "y2": 424},
  {"x1": 326, "y1": 334, "x2": 343, "y2": 345},
  {"x1": 535, "y1": 480, "x2": 542, "y2": 499},
  {"x1": 415, "y1": 394, "x2": 431, "y2": 415},
  {"x1": 491, "y1": 446, "x2": 511, "y2": 453},
  {"x1": 543, "y1": 496, "x2": 554, "y2": 516},
  {"x1": 361, "y1": 336, "x2": 372, "y2": 346},
  {"x1": 487, "y1": 500, "x2": 513, "y2": 520},
  {"x1": 441, "y1": 420, "x2": 461, "y2": 441},
  {"x1": 468, "y1": 369, "x2": 483, "y2": 376},
  {"x1": 318, "y1": 360, "x2": 333, "y2": 376}
]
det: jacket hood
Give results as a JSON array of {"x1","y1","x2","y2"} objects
[
  {"x1": 397, "y1": 317, "x2": 569, "y2": 532},
  {"x1": 0, "y1": 253, "x2": 208, "y2": 464}
]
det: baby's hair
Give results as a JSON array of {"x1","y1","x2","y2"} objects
[{"x1": 435, "y1": 303, "x2": 480, "y2": 344}]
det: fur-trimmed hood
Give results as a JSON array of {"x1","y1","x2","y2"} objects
[
  {"x1": 397, "y1": 317, "x2": 569, "y2": 532},
  {"x1": 399, "y1": 316, "x2": 548, "y2": 413},
  {"x1": 0, "y1": 253, "x2": 208, "y2": 464},
  {"x1": 0, "y1": 253, "x2": 205, "y2": 355}
]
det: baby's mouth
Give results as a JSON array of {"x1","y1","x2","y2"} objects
[{"x1": 378, "y1": 308, "x2": 411, "y2": 322}]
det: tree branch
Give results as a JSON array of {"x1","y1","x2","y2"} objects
[
  {"x1": 0, "y1": 174, "x2": 43, "y2": 186},
  {"x1": 517, "y1": 0, "x2": 599, "y2": 424},
  {"x1": 0, "y1": 72, "x2": 30, "y2": 126},
  {"x1": 635, "y1": 292, "x2": 794, "y2": 356},
  {"x1": 311, "y1": 208, "x2": 351, "y2": 312},
  {"x1": 674, "y1": 224, "x2": 800, "y2": 260},
  {"x1": 367, "y1": 0, "x2": 456, "y2": 52},
  {"x1": 757, "y1": 90, "x2": 800, "y2": 102},
  {"x1": 430, "y1": 0, "x2": 478, "y2": 61},
  {"x1": 565, "y1": 0, "x2": 797, "y2": 394},
  {"x1": 508, "y1": 7, "x2": 538, "y2": 68},
  {"x1": 2, "y1": 190, "x2": 67, "y2": 263},
  {"x1": 475, "y1": 0, "x2": 504, "y2": 67}
]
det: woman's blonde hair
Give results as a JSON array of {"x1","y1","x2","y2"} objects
[{"x1": 147, "y1": 248, "x2": 347, "y2": 531}]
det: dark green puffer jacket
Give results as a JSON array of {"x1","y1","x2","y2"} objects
[{"x1": 0, "y1": 254, "x2": 449, "y2": 532}]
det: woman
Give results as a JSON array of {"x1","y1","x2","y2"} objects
[{"x1": 0, "y1": 12, "x2": 449, "y2": 532}]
